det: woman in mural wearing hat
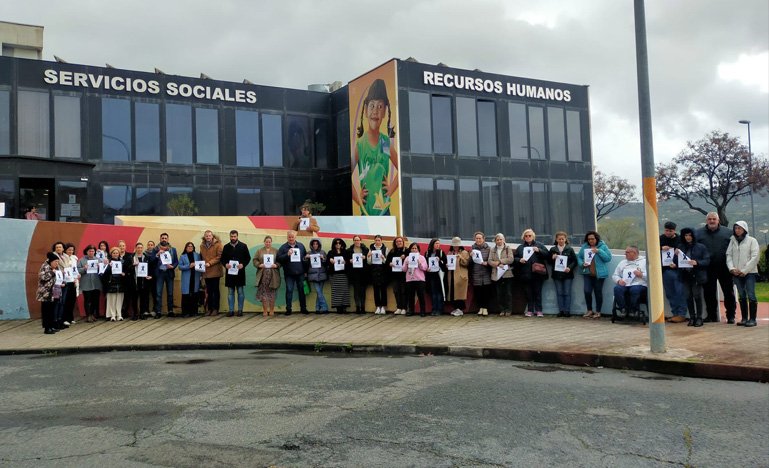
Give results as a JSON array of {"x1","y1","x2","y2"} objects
[
  {"x1": 38, "y1": 252, "x2": 61, "y2": 334},
  {"x1": 447, "y1": 237, "x2": 470, "y2": 316},
  {"x1": 352, "y1": 78, "x2": 399, "y2": 216}
]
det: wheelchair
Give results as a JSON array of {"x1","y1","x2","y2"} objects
[{"x1": 611, "y1": 288, "x2": 648, "y2": 324}]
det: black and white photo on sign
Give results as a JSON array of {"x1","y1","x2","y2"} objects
[
  {"x1": 554, "y1": 255, "x2": 568, "y2": 272},
  {"x1": 98, "y1": 262, "x2": 108, "y2": 274},
  {"x1": 522, "y1": 247, "x2": 534, "y2": 261},
  {"x1": 408, "y1": 253, "x2": 419, "y2": 268},
  {"x1": 86, "y1": 259, "x2": 98, "y2": 274},
  {"x1": 352, "y1": 253, "x2": 363, "y2": 268},
  {"x1": 496, "y1": 264, "x2": 509, "y2": 280},
  {"x1": 290, "y1": 248, "x2": 301, "y2": 262},
  {"x1": 263, "y1": 254, "x2": 274, "y2": 269},
  {"x1": 137, "y1": 262, "x2": 148, "y2": 278},
  {"x1": 661, "y1": 249, "x2": 674, "y2": 266},
  {"x1": 55, "y1": 270, "x2": 64, "y2": 284},
  {"x1": 111, "y1": 260, "x2": 122, "y2": 275},
  {"x1": 299, "y1": 218, "x2": 310, "y2": 230},
  {"x1": 227, "y1": 260, "x2": 239, "y2": 275},
  {"x1": 334, "y1": 256, "x2": 345, "y2": 271},
  {"x1": 447, "y1": 255, "x2": 456, "y2": 270},
  {"x1": 391, "y1": 257, "x2": 402, "y2": 272},
  {"x1": 677, "y1": 251, "x2": 693, "y2": 268},
  {"x1": 584, "y1": 250, "x2": 595, "y2": 265},
  {"x1": 371, "y1": 250, "x2": 382, "y2": 265},
  {"x1": 429, "y1": 257, "x2": 440, "y2": 272},
  {"x1": 310, "y1": 254, "x2": 322, "y2": 269},
  {"x1": 160, "y1": 251, "x2": 172, "y2": 265},
  {"x1": 471, "y1": 250, "x2": 483, "y2": 264},
  {"x1": 195, "y1": 260, "x2": 206, "y2": 272}
]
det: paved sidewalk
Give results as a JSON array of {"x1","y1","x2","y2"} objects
[{"x1": 1, "y1": 312, "x2": 767, "y2": 382}]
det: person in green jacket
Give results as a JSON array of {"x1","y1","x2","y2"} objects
[{"x1": 577, "y1": 230, "x2": 613, "y2": 319}]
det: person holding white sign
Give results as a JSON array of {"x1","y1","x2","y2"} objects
[
  {"x1": 577, "y1": 231, "x2": 613, "y2": 319},
  {"x1": 50, "y1": 241, "x2": 69, "y2": 329},
  {"x1": 671, "y1": 227, "x2": 710, "y2": 327},
  {"x1": 178, "y1": 242, "x2": 203, "y2": 317},
  {"x1": 291, "y1": 204, "x2": 320, "y2": 235},
  {"x1": 153, "y1": 235, "x2": 178, "y2": 319},
  {"x1": 611, "y1": 246, "x2": 648, "y2": 317},
  {"x1": 327, "y1": 238, "x2": 350, "y2": 313},
  {"x1": 253, "y1": 236, "x2": 281, "y2": 317},
  {"x1": 402, "y1": 242, "x2": 428, "y2": 316},
  {"x1": 446, "y1": 238, "x2": 470, "y2": 316},
  {"x1": 221, "y1": 230, "x2": 251, "y2": 317},
  {"x1": 469, "y1": 232, "x2": 492, "y2": 316},
  {"x1": 425, "y1": 239, "x2": 447, "y2": 316},
  {"x1": 548, "y1": 232, "x2": 578, "y2": 318},
  {"x1": 133, "y1": 242, "x2": 155, "y2": 320},
  {"x1": 38, "y1": 252, "x2": 61, "y2": 334},
  {"x1": 277, "y1": 230, "x2": 309, "y2": 315},
  {"x1": 304, "y1": 238, "x2": 329, "y2": 314},
  {"x1": 77, "y1": 245, "x2": 102, "y2": 323},
  {"x1": 660, "y1": 221, "x2": 687, "y2": 322},
  {"x1": 367, "y1": 235, "x2": 389, "y2": 314},
  {"x1": 100, "y1": 247, "x2": 126, "y2": 321},
  {"x1": 199, "y1": 230, "x2": 223, "y2": 317},
  {"x1": 346, "y1": 235, "x2": 369, "y2": 314},
  {"x1": 515, "y1": 229, "x2": 550, "y2": 317},
  {"x1": 488, "y1": 233, "x2": 514, "y2": 316},
  {"x1": 386, "y1": 236, "x2": 408, "y2": 315}
]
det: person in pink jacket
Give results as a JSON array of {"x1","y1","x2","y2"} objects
[{"x1": 402, "y1": 242, "x2": 428, "y2": 317}]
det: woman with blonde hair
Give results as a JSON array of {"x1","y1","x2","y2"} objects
[
  {"x1": 488, "y1": 233, "x2": 514, "y2": 316},
  {"x1": 253, "y1": 235, "x2": 281, "y2": 316},
  {"x1": 200, "y1": 230, "x2": 223, "y2": 316}
]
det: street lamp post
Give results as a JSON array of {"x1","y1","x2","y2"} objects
[
  {"x1": 521, "y1": 145, "x2": 542, "y2": 160},
  {"x1": 738, "y1": 120, "x2": 755, "y2": 232}
]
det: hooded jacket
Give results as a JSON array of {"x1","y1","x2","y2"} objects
[
  {"x1": 676, "y1": 227, "x2": 710, "y2": 285},
  {"x1": 726, "y1": 221, "x2": 760, "y2": 274}
]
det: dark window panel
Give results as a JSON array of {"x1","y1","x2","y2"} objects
[
  {"x1": 262, "y1": 113, "x2": 283, "y2": 167},
  {"x1": 410, "y1": 177, "x2": 435, "y2": 237},
  {"x1": 481, "y1": 180, "x2": 500, "y2": 234},
  {"x1": 101, "y1": 98, "x2": 131, "y2": 161},
  {"x1": 527, "y1": 106, "x2": 545, "y2": 160},
  {"x1": 569, "y1": 183, "x2": 587, "y2": 235},
  {"x1": 477, "y1": 100, "x2": 497, "y2": 157},
  {"x1": 547, "y1": 107, "x2": 566, "y2": 161},
  {"x1": 531, "y1": 182, "x2": 548, "y2": 234},
  {"x1": 551, "y1": 181, "x2": 569, "y2": 233},
  {"x1": 436, "y1": 179, "x2": 456, "y2": 236},
  {"x1": 456, "y1": 97, "x2": 478, "y2": 157},
  {"x1": 102, "y1": 185, "x2": 132, "y2": 224},
  {"x1": 236, "y1": 188, "x2": 262, "y2": 215},
  {"x1": 286, "y1": 115, "x2": 312, "y2": 168},
  {"x1": 566, "y1": 110, "x2": 583, "y2": 162},
  {"x1": 432, "y1": 95, "x2": 453, "y2": 155},
  {"x1": 408, "y1": 91, "x2": 431, "y2": 154},
  {"x1": 458, "y1": 178, "x2": 480, "y2": 238},
  {"x1": 53, "y1": 95, "x2": 81, "y2": 159},
  {"x1": 195, "y1": 107, "x2": 219, "y2": 164},
  {"x1": 18, "y1": 90, "x2": 50, "y2": 157},
  {"x1": 314, "y1": 118, "x2": 329, "y2": 169},
  {"x1": 235, "y1": 109, "x2": 260, "y2": 167},
  {"x1": 135, "y1": 102, "x2": 160, "y2": 162},
  {"x1": 0, "y1": 90, "x2": 9, "y2": 154},
  {"x1": 508, "y1": 180, "x2": 531, "y2": 236},
  {"x1": 135, "y1": 187, "x2": 161, "y2": 216},
  {"x1": 508, "y1": 102, "x2": 527, "y2": 159},
  {"x1": 166, "y1": 103, "x2": 192, "y2": 164}
]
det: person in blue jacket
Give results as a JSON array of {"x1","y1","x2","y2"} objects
[
  {"x1": 178, "y1": 241, "x2": 202, "y2": 317},
  {"x1": 577, "y1": 230, "x2": 612, "y2": 319}
]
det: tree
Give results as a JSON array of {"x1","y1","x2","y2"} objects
[
  {"x1": 594, "y1": 170, "x2": 636, "y2": 221},
  {"x1": 656, "y1": 130, "x2": 769, "y2": 226},
  {"x1": 302, "y1": 199, "x2": 326, "y2": 215},
  {"x1": 167, "y1": 194, "x2": 198, "y2": 216},
  {"x1": 598, "y1": 218, "x2": 645, "y2": 250}
]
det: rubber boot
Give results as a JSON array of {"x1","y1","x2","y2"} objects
[
  {"x1": 737, "y1": 299, "x2": 749, "y2": 326},
  {"x1": 745, "y1": 301, "x2": 758, "y2": 327}
]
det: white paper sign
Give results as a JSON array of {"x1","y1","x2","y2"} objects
[
  {"x1": 408, "y1": 253, "x2": 419, "y2": 269},
  {"x1": 622, "y1": 268, "x2": 636, "y2": 282},
  {"x1": 227, "y1": 260, "x2": 239, "y2": 275},
  {"x1": 584, "y1": 250, "x2": 595, "y2": 265},
  {"x1": 522, "y1": 247, "x2": 534, "y2": 261},
  {"x1": 195, "y1": 260, "x2": 206, "y2": 272},
  {"x1": 160, "y1": 251, "x2": 172, "y2": 266},
  {"x1": 290, "y1": 248, "x2": 301, "y2": 263},
  {"x1": 110, "y1": 261, "x2": 122, "y2": 275},
  {"x1": 371, "y1": 250, "x2": 383, "y2": 265},
  {"x1": 677, "y1": 251, "x2": 693, "y2": 269},
  {"x1": 334, "y1": 256, "x2": 345, "y2": 271},
  {"x1": 70, "y1": 265, "x2": 79, "y2": 281},
  {"x1": 496, "y1": 264, "x2": 509, "y2": 280},
  {"x1": 352, "y1": 253, "x2": 363, "y2": 268},
  {"x1": 471, "y1": 250, "x2": 483, "y2": 264},
  {"x1": 87, "y1": 260, "x2": 98, "y2": 274},
  {"x1": 310, "y1": 254, "x2": 322, "y2": 269},
  {"x1": 299, "y1": 217, "x2": 310, "y2": 230},
  {"x1": 136, "y1": 262, "x2": 148, "y2": 278},
  {"x1": 554, "y1": 255, "x2": 568, "y2": 272},
  {"x1": 447, "y1": 255, "x2": 457, "y2": 271},
  {"x1": 98, "y1": 262, "x2": 108, "y2": 275},
  {"x1": 263, "y1": 254, "x2": 274, "y2": 269},
  {"x1": 661, "y1": 249, "x2": 674, "y2": 266},
  {"x1": 55, "y1": 270, "x2": 64, "y2": 285},
  {"x1": 391, "y1": 257, "x2": 403, "y2": 272},
  {"x1": 63, "y1": 268, "x2": 73, "y2": 282},
  {"x1": 95, "y1": 250, "x2": 105, "y2": 260},
  {"x1": 428, "y1": 257, "x2": 440, "y2": 272}
]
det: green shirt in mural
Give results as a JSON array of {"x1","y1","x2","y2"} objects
[{"x1": 356, "y1": 133, "x2": 391, "y2": 216}]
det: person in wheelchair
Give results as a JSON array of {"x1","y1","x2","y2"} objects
[{"x1": 612, "y1": 246, "x2": 648, "y2": 316}]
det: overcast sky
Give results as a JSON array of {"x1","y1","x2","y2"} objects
[{"x1": 6, "y1": 0, "x2": 768, "y2": 188}]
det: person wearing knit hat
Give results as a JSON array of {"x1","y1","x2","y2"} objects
[
  {"x1": 671, "y1": 228, "x2": 710, "y2": 327},
  {"x1": 726, "y1": 221, "x2": 760, "y2": 327},
  {"x1": 37, "y1": 253, "x2": 60, "y2": 334}
]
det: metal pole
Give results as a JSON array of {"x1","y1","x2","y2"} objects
[
  {"x1": 634, "y1": 0, "x2": 665, "y2": 353},
  {"x1": 739, "y1": 120, "x2": 755, "y2": 232}
]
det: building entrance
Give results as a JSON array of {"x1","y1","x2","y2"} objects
[{"x1": 19, "y1": 178, "x2": 54, "y2": 221}]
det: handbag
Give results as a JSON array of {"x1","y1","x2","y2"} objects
[
  {"x1": 532, "y1": 262, "x2": 547, "y2": 275},
  {"x1": 303, "y1": 280, "x2": 311, "y2": 295}
]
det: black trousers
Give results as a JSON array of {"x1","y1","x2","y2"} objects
[
  {"x1": 82, "y1": 290, "x2": 100, "y2": 318},
  {"x1": 473, "y1": 284, "x2": 494, "y2": 310},
  {"x1": 181, "y1": 294, "x2": 198, "y2": 316},
  {"x1": 41, "y1": 300, "x2": 55, "y2": 329},
  {"x1": 703, "y1": 263, "x2": 736, "y2": 321},
  {"x1": 406, "y1": 281, "x2": 426, "y2": 313},
  {"x1": 351, "y1": 276, "x2": 367, "y2": 311},
  {"x1": 63, "y1": 283, "x2": 77, "y2": 322},
  {"x1": 136, "y1": 284, "x2": 151, "y2": 314},
  {"x1": 205, "y1": 278, "x2": 221, "y2": 312},
  {"x1": 372, "y1": 282, "x2": 387, "y2": 307},
  {"x1": 392, "y1": 276, "x2": 407, "y2": 309}
]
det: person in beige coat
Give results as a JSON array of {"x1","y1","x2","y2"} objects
[
  {"x1": 253, "y1": 236, "x2": 281, "y2": 316},
  {"x1": 291, "y1": 205, "x2": 320, "y2": 236},
  {"x1": 726, "y1": 221, "x2": 760, "y2": 327},
  {"x1": 488, "y1": 233, "x2": 515, "y2": 316},
  {"x1": 447, "y1": 237, "x2": 470, "y2": 316},
  {"x1": 199, "y1": 230, "x2": 223, "y2": 316}
]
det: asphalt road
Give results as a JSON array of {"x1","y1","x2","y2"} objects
[{"x1": 0, "y1": 350, "x2": 767, "y2": 467}]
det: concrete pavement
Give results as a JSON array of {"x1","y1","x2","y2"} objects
[{"x1": 1, "y1": 309, "x2": 767, "y2": 382}]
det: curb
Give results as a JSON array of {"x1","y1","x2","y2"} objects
[{"x1": 2, "y1": 341, "x2": 767, "y2": 383}]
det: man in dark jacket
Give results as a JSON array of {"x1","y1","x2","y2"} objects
[
  {"x1": 672, "y1": 228, "x2": 710, "y2": 327},
  {"x1": 154, "y1": 239, "x2": 178, "y2": 318},
  {"x1": 277, "y1": 230, "x2": 309, "y2": 315},
  {"x1": 695, "y1": 212, "x2": 736, "y2": 323},
  {"x1": 660, "y1": 221, "x2": 686, "y2": 322},
  {"x1": 221, "y1": 230, "x2": 251, "y2": 317}
]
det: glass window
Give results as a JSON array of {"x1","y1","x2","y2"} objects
[
  {"x1": 166, "y1": 104, "x2": 192, "y2": 164},
  {"x1": 551, "y1": 182, "x2": 569, "y2": 233},
  {"x1": 531, "y1": 182, "x2": 548, "y2": 234},
  {"x1": 0, "y1": 90, "x2": 9, "y2": 154},
  {"x1": 410, "y1": 177, "x2": 435, "y2": 238},
  {"x1": 18, "y1": 90, "x2": 50, "y2": 157},
  {"x1": 527, "y1": 106, "x2": 545, "y2": 160},
  {"x1": 459, "y1": 178, "x2": 480, "y2": 238},
  {"x1": 194, "y1": 189, "x2": 220, "y2": 215},
  {"x1": 262, "y1": 113, "x2": 283, "y2": 167},
  {"x1": 481, "y1": 180, "x2": 500, "y2": 234},
  {"x1": 236, "y1": 188, "x2": 262, "y2": 215},
  {"x1": 436, "y1": 179, "x2": 456, "y2": 236},
  {"x1": 195, "y1": 107, "x2": 219, "y2": 164},
  {"x1": 408, "y1": 91, "x2": 432, "y2": 154},
  {"x1": 336, "y1": 110, "x2": 350, "y2": 169},
  {"x1": 236, "y1": 110, "x2": 260, "y2": 167},
  {"x1": 102, "y1": 185, "x2": 132, "y2": 224},
  {"x1": 547, "y1": 107, "x2": 566, "y2": 161},
  {"x1": 508, "y1": 180, "x2": 531, "y2": 236},
  {"x1": 135, "y1": 102, "x2": 160, "y2": 162},
  {"x1": 314, "y1": 118, "x2": 329, "y2": 169},
  {"x1": 477, "y1": 101, "x2": 497, "y2": 157},
  {"x1": 287, "y1": 115, "x2": 312, "y2": 168},
  {"x1": 432, "y1": 95, "x2": 453, "y2": 154},
  {"x1": 57, "y1": 180, "x2": 87, "y2": 222},
  {"x1": 456, "y1": 97, "x2": 478, "y2": 157},
  {"x1": 53, "y1": 95, "x2": 81, "y2": 159},
  {"x1": 135, "y1": 187, "x2": 161, "y2": 215},
  {"x1": 166, "y1": 186, "x2": 193, "y2": 215},
  {"x1": 508, "y1": 103, "x2": 528, "y2": 159},
  {"x1": 262, "y1": 190, "x2": 285, "y2": 215},
  {"x1": 102, "y1": 98, "x2": 131, "y2": 161},
  {"x1": 567, "y1": 110, "x2": 583, "y2": 162},
  {"x1": 570, "y1": 183, "x2": 587, "y2": 235},
  {"x1": 0, "y1": 178, "x2": 15, "y2": 218}
]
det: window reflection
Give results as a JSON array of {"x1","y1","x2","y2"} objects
[
  {"x1": 456, "y1": 97, "x2": 477, "y2": 157},
  {"x1": 262, "y1": 114, "x2": 283, "y2": 167},
  {"x1": 0, "y1": 90, "x2": 9, "y2": 154},
  {"x1": 551, "y1": 182, "x2": 569, "y2": 232},
  {"x1": 458, "y1": 178, "x2": 480, "y2": 238},
  {"x1": 508, "y1": 103, "x2": 527, "y2": 159},
  {"x1": 436, "y1": 179, "x2": 456, "y2": 235},
  {"x1": 567, "y1": 110, "x2": 583, "y2": 162},
  {"x1": 408, "y1": 92, "x2": 431, "y2": 154},
  {"x1": 102, "y1": 98, "x2": 131, "y2": 161},
  {"x1": 508, "y1": 180, "x2": 531, "y2": 236},
  {"x1": 135, "y1": 187, "x2": 161, "y2": 215},
  {"x1": 548, "y1": 107, "x2": 566, "y2": 161},
  {"x1": 53, "y1": 95, "x2": 81, "y2": 159},
  {"x1": 531, "y1": 182, "x2": 548, "y2": 233},
  {"x1": 410, "y1": 177, "x2": 435, "y2": 237},
  {"x1": 19, "y1": 90, "x2": 50, "y2": 158},
  {"x1": 195, "y1": 108, "x2": 219, "y2": 164},
  {"x1": 135, "y1": 102, "x2": 160, "y2": 162},
  {"x1": 477, "y1": 101, "x2": 496, "y2": 157},
  {"x1": 166, "y1": 104, "x2": 192, "y2": 164},
  {"x1": 236, "y1": 110, "x2": 260, "y2": 167},
  {"x1": 102, "y1": 185, "x2": 132, "y2": 224},
  {"x1": 287, "y1": 115, "x2": 312, "y2": 168},
  {"x1": 527, "y1": 106, "x2": 545, "y2": 160},
  {"x1": 432, "y1": 96, "x2": 453, "y2": 154},
  {"x1": 481, "y1": 180, "x2": 500, "y2": 234}
]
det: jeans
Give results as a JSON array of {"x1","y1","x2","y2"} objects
[
  {"x1": 311, "y1": 281, "x2": 329, "y2": 312},
  {"x1": 614, "y1": 284, "x2": 647, "y2": 311},
  {"x1": 662, "y1": 268, "x2": 686, "y2": 316},
  {"x1": 428, "y1": 274, "x2": 445, "y2": 313},
  {"x1": 54, "y1": 285, "x2": 68, "y2": 323},
  {"x1": 205, "y1": 278, "x2": 221, "y2": 312},
  {"x1": 155, "y1": 273, "x2": 174, "y2": 313},
  {"x1": 733, "y1": 274, "x2": 757, "y2": 302},
  {"x1": 351, "y1": 276, "x2": 366, "y2": 311},
  {"x1": 228, "y1": 286, "x2": 245, "y2": 312},
  {"x1": 553, "y1": 278, "x2": 573, "y2": 313},
  {"x1": 703, "y1": 263, "x2": 736, "y2": 321},
  {"x1": 284, "y1": 274, "x2": 307, "y2": 312},
  {"x1": 583, "y1": 276, "x2": 605, "y2": 313}
]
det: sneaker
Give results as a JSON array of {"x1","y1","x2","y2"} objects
[
  {"x1": 117, "y1": 317, "x2": 123, "y2": 321},
  {"x1": 481, "y1": 308, "x2": 489, "y2": 316},
  {"x1": 525, "y1": 311, "x2": 533, "y2": 317},
  {"x1": 63, "y1": 321, "x2": 71, "y2": 326},
  {"x1": 477, "y1": 310, "x2": 483, "y2": 316},
  {"x1": 110, "y1": 317, "x2": 116, "y2": 322},
  {"x1": 536, "y1": 311, "x2": 544, "y2": 317}
]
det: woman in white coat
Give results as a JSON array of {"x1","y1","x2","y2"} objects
[{"x1": 726, "y1": 221, "x2": 760, "y2": 327}]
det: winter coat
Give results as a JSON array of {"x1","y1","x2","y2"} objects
[
  {"x1": 291, "y1": 216, "x2": 320, "y2": 235},
  {"x1": 199, "y1": 236, "x2": 224, "y2": 279},
  {"x1": 425, "y1": 249, "x2": 448, "y2": 294},
  {"x1": 612, "y1": 257, "x2": 648, "y2": 287},
  {"x1": 178, "y1": 252, "x2": 203, "y2": 295},
  {"x1": 659, "y1": 233, "x2": 679, "y2": 271},
  {"x1": 402, "y1": 254, "x2": 428, "y2": 282},
  {"x1": 253, "y1": 247, "x2": 281, "y2": 290},
  {"x1": 577, "y1": 241, "x2": 613, "y2": 279},
  {"x1": 548, "y1": 244, "x2": 578, "y2": 280},
  {"x1": 221, "y1": 241, "x2": 251, "y2": 287},
  {"x1": 386, "y1": 246, "x2": 407, "y2": 281},
  {"x1": 277, "y1": 241, "x2": 307, "y2": 277},
  {"x1": 306, "y1": 248, "x2": 329, "y2": 282},
  {"x1": 695, "y1": 224, "x2": 731, "y2": 266},
  {"x1": 726, "y1": 221, "x2": 760, "y2": 274},
  {"x1": 327, "y1": 249, "x2": 351, "y2": 276},
  {"x1": 488, "y1": 244, "x2": 515, "y2": 281},
  {"x1": 100, "y1": 261, "x2": 125, "y2": 294},
  {"x1": 154, "y1": 246, "x2": 179, "y2": 278},
  {"x1": 77, "y1": 256, "x2": 103, "y2": 292},
  {"x1": 676, "y1": 233, "x2": 710, "y2": 285},
  {"x1": 515, "y1": 241, "x2": 550, "y2": 281},
  {"x1": 37, "y1": 261, "x2": 55, "y2": 302},
  {"x1": 346, "y1": 244, "x2": 369, "y2": 275},
  {"x1": 368, "y1": 243, "x2": 389, "y2": 286},
  {"x1": 132, "y1": 253, "x2": 155, "y2": 291},
  {"x1": 447, "y1": 249, "x2": 470, "y2": 300},
  {"x1": 469, "y1": 242, "x2": 492, "y2": 286}
]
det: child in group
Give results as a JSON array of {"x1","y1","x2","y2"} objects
[{"x1": 402, "y1": 242, "x2": 428, "y2": 317}]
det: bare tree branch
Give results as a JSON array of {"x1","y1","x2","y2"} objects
[{"x1": 594, "y1": 170, "x2": 637, "y2": 221}]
